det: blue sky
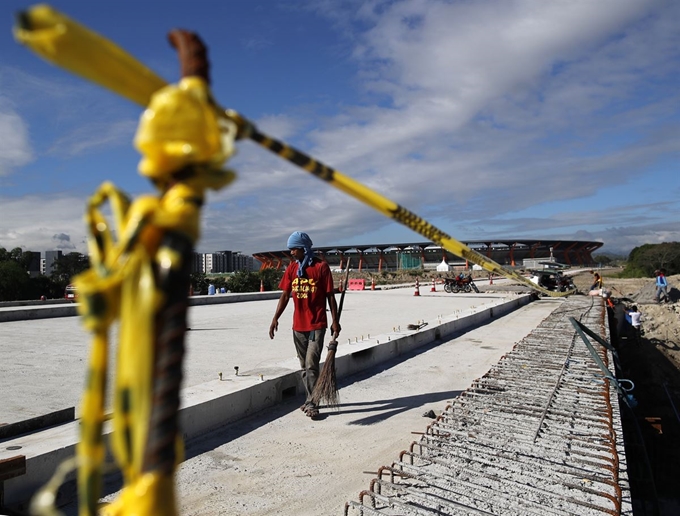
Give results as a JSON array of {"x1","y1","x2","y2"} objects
[{"x1": 1, "y1": 0, "x2": 678, "y2": 257}]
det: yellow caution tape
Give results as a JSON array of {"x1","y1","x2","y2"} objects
[
  {"x1": 15, "y1": 5, "x2": 575, "y2": 516},
  {"x1": 244, "y1": 129, "x2": 574, "y2": 297},
  {"x1": 15, "y1": 4, "x2": 572, "y2": 297},
  {"x1": 14, "y1": 4, "x2": 166, "y2": 107}
]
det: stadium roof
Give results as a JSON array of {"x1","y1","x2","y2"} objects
[{"x1": 253, "y1": 239, "x2": 603, "y2": 270}]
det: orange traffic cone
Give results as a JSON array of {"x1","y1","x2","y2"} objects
[
  {"x1": 371, "y1": 277, "x2": 376, "y2": 290},
  {"x1": 430, "y1": 278, "x2": 436, "y2": 292},
  {"x1": 414, "y1": 278, "x2": 421, "y2": 296},
  {"x1": 260, "y1": 279, "x2": 264, "y2": 292}
]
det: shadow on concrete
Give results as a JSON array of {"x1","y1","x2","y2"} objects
[
  {"x1": 330, "y1": 328, "x2": 473, "y2": 426},
  {"x1": 185, "y1": 399, "x2": 302, "y2": 459},
  {"x1": 186, "y1": 325, "x2": 475, "y2": 448},
  {"x1": 331, "y1": 390, "x2": 462, "y2": 426}
]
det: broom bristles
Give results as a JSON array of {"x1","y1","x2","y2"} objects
[
  {"x1": 313, "y1": 259, "x2": 349, "y2": 409},
  {"x1": 312, "y1": 343, "x2": 338, "y2": 408}
]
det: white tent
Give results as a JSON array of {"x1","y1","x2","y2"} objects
[{"x1": 436, "y1": 259, "x2": 450, "y2": 272}]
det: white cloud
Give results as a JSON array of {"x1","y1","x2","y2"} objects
[
  {"x1": 241, "y1": 36, "x2": 273, "y2": 52},
  {"x1": 47, "y1": 119, "x2": 138, "y2": 157},
  {"x1": 0, "y1": 65, "x2": 140, "y2": 161},
  {"x1": 255, "y1": 114, "x2": 302, "y2": 141},
  {"x1": 2, "y1": 0, "x2": 678, "y2": 260},
  {"x1": 0, "y1": 195, "x2": 88, "y2": 253},
  {"x1": 0, "y1": 101, "x2": 33, "y2": 177},
  {"x1": 309, "y1": 0, "x2": 652, "y2": 158},
  {"x1": 266, "y1": 0, "x2": 679, "y2": 256}
]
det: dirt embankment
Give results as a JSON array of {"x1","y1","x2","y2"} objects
[{"x1": 571, "y1": 271, "x2": 680, "y2": 370}]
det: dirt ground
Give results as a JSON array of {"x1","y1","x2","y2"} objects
[{"x1": 571, "y1": 271, "x2": 680, "y2": 368}]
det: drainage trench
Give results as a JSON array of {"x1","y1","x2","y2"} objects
[{"x1": 345, "y1": 297, "x2": 631, "y2": 516}]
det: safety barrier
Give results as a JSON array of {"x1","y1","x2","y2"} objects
[{"x1": 348, "y1": 279, "x2": 366, "y2": 291}]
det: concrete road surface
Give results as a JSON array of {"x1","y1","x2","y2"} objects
[{"x1": 69, "y1": 298, "x2": 563, "y2": 516}]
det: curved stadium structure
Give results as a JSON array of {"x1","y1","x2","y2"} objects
[{"x1": 253, "y1": 239, "x2": 603, "y2": 271}]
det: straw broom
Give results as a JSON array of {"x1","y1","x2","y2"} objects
[{"x1": 312, "y1": 259, "x2": 351, "y2": 408}]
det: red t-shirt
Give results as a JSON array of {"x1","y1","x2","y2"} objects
[{"x1": 279, "y1": 258, "x2": 334, "y2": 331}]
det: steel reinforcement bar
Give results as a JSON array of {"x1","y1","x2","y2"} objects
[{"x1": 345, "y1": 297, "x2": 632, "y2": 516}]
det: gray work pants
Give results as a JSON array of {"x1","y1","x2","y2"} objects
[
  {"x1": 656, "y1": 285, "x2": 668, "y2": 302},
  {"x1": 293, "y1": 329, "x2": 326, "y2": 404}
]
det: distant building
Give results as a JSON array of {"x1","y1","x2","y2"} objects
[
  {"x1": 26, "y1": 251, "x2": 41, "y2": 278},
  {"x1": 191, "y1": 252, "x2": 204, "y2": 274},
  {"x1": 43, "y1": 250, "x2": 63, "y2": 276},
  {"x1": 192, "y1": 251, "x2": 256, "y2": 274},
  {"x1": 230, "y1": 252, "x2": 255, "y2": 272}
]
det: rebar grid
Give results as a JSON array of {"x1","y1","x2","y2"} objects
[
  {"x1": 373, "y1": 461, "x2": 620, "y2": 516},
  {"x1": 345, "y1": 297, "x2": 630, "y2": 516},
  {"x1": 399, "y1": 443, "x2": 620, "y2": 493}
]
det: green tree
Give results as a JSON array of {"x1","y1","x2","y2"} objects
[
  {"x1": 623, "y1": 242, "x2": 680, "y2": 277},
  {"x1": 0, "y1": 247, "x2": 66, "y2": 300},
  {"x1": 51, "y1": 252, "x2": 90, "y2": 287},
  {"x1": 9, "y1": 247, "x2": 24, "y2": 262},
  {"x1": 211, "y1": 275, "x2": 229, "y2": 291},
  {"x1": 593, "y1": 254, "x2": 612, "y2": 265},
  {"x1": 0, "y1": 260, "x2": 31, "y2": 301},
  {"x1": 29, "y1": 275, "x2": 63, "y2": 300},
  {"x1": 0, "y1": 247, "x2": 33, "y2": 270},
  {"x1": 190, "y1": 271, "x2": 209, "y2": 294},
  {"x1": 259, "y1": 268, "x2": 283, "y2": 291},
  {"x1": 227, "y1": 270, "x2": 260, "y2": 293}
]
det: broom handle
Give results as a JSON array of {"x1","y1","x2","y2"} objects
[{"x1": 331, "y1": 259, "x2": 351, "y2": 343}]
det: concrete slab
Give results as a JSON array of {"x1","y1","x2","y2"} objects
[
  {"x1": 0, "y1": 288, "x2": 518, "y2": 425},
  {"x1": 0, "y1": 288, "x2": 531, "y2": 509}
]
